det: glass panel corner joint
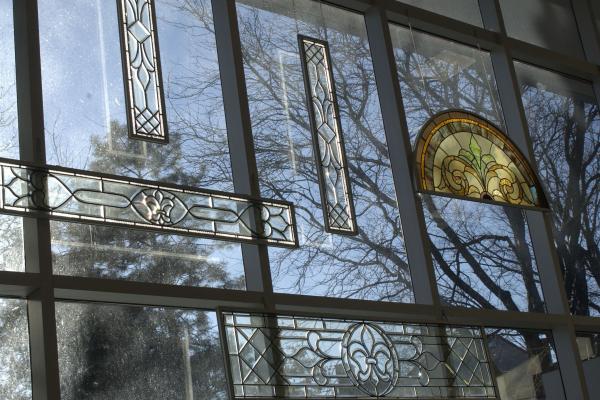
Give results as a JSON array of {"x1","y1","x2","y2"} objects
[
  {"x1": 298, "y1": 35, "x2": 357, "y2": 235},
  {"x1": 118, "y1": 0, "x2": 169, "y2": 143}
]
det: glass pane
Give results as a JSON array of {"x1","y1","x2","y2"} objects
[
  {"x1": 0, "y1": 0, "x2": 18, "y2": 159},
  {"x1": 515, "y1": 62, "x2": 600, "y2": 316},
  {"x1": 485, "y1": 329, "x2": 565, "y2": 399},
  {"x1": 390, "y1": 24, "x2": 504, "y2": 145},
  {"x1": 499, "y1": 0, "x2": 584, "y2": 58},
  {"x1": 56, "y1": 302, "x2": 227, "y2": 400},
  {"x1": 397, "y1": 0, "x2": 483, "y2": 27},
  {"x1": 237, "y1": 0, "x2": 413, "y2": 302},
  {"x1": 0, "y1": 0, "x2": 24, "y2": 273},
  {"x1": 39, "y1": 0, "x2": 245, "y2": 288},
  {"x1": 0, "y1": 299, "x2": 32, "y2": 400},
  {"x1": 577, "y1": 332, "x2": 600, "y2": 396},
  {"x1": 423, "y1": 195, "x2": 545, "y2": 312}
]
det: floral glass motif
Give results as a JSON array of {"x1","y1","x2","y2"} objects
[
  {"x1": 0, "y1": 160, "x2": 296, "y2": 247},
  {"x1": 221, "y1": 312, "x2": 497, "y2": 398},
  {"x1": 299, "y1": 36, "x2": 357, "y2": 234},
  {"x1": 118, "y1": 0, "x2": 168, "y2": 142},
  {"x1": 415, "y1": 111, "x2": 546, "y2": 208}
]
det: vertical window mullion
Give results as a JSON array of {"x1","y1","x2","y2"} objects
[
  {"x1": 364, "y1": 2, "x2": 441, "y2": 309},
  {"x1": 12, "y1": 0, "x2": 61, "y2": 399},
  {"x1": 479, "y1": 1, "x2": 590, "y2": 399},
  {"x1": 211, "y1": 0, "x2": 273, "y2": 298}
]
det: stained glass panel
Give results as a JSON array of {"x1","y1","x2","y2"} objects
[
  {"x1": 415, "y1": 110, "x2": 545, "y2": 208},
  {"x1": 222, "y1": 312, "x2": 497, "y2": 398},
  {"x1": 0, "y1": 160, "x2": 296, "y2": 247},
  {"x1": 117, "y1": 0, "x2": 168, "y2": 142},
  {"x1": 298, "y1": 35, "x2": 356, "y2": 234}
]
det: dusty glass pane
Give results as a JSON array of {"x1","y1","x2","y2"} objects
[
  {"x1": 576, "y1": 332, "x2": 600, "y2": 396},
  {"x1": 486, "y1": 329, "x2": 565, "y2": 399},
  {"x1": 0, "y1": 299, "x2": 32, "y2": 400},
  {"x1": 56, "y1": 302, "x2": 227, "y2": 400},
  {"x1": 390, "y1": 23, "x2": 504, "y2": 145},
  {"x1": 423, "y1": 195, "x2": 545, "y2": 312},
  {"x1": 237, "y1": 0, "x2": 413, "y2": 302},
  {"x1": 0, "y1": 0, "x2": 24, "y2": 272},
  {"x1": 397, "y1": 0, "x2": 483, "y2": 27},
  {"x1": 39, "y1": 0, "x2": 245, "y2": 288},
  {"x1": 515, "y1": 62, "x2": 600, "y2": 316},
  {"x1": 499, "y1": 0, "x2": 584, "y2": 59}
]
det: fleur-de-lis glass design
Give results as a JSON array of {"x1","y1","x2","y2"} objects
[
  {"x1": 132, "y1": 189, "x2": 181, "y2": 226},
  {"x1": 341, "y1": 323, "x2": 398, "y2": 396},
  {"x1": 416, "y1": 110, "x2": 547, "y2": 208}
]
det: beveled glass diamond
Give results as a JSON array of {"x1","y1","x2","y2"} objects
[{"x1": 129, "y1": 20, "x2": 151, "y2": 43}]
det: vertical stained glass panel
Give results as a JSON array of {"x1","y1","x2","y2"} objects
[
  {"x1": 299, "y1": 36, "x2": 356, "y2": 234},
  {"x1": 117, "y1": 0, "x2": 168, "y2": 142}
]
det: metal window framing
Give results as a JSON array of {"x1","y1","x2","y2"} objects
[{"x1": 2, "y1": 0, "x2": 599, "y2": 399}]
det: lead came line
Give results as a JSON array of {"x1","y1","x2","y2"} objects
[
  {"x1": 0, "y1": 160, "x2": 297, "y2": 247},
  {"x1": 298, "y1": 36, "x2": 357, "y2": 234},
  {"x1": 118, "y1": 0, "x2": 169, "y2": 142}
]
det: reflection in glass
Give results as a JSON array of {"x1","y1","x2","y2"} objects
[
  {"x1": 0, "y1": 0, "x2": 24, "y2": 272},
  {"x1": 516, "y1": 62, "x2": 600, "y2": 316},
  {"x1": 56, "y1": 302, "x2": 227, "y2": 400},
  {"x1": 499, "y1": 0, "x2": 584, "y2": 58},
  {"x1": 397, "y1": 0, "x2": 483, "y2": 27},
  {"x1": 0, "y1": 299, "x2": 32, "y2": 400},
  {"x1": 576, "y1": 332, "x2": 600, "y2": 396},
  {"x1": 485, "y1": 329, "x2": 565, "y2": 400},
  {"x1": 237, "y1": 0, "x2": 412, "y2": 302},
  {"x1": 39, "y1": 0, "x2": 245, "y2": 287},
  {"x1": 390, "y1": 24, "x2": 503, "y2": 144},
  {"x1": 423, "y1": 195, "x2": 544, "y2": 312}
]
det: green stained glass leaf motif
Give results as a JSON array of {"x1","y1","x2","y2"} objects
[{"x1": 415, "y1": 110, "x2": 547, "y2": 208}]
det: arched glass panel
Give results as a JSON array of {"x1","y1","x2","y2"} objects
[{"x1": 415, "y1": 110, "x2": 546, "y2": 208}]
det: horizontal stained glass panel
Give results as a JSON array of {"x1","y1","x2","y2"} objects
[
  {"x1": 0, "y1": 160, "x2": 296, "y2": 247},
  {"x1": 221, "y1": 312, "x2": 497, "y2": 398}
]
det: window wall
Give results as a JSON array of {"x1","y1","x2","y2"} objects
[
  {"x1": 515, "y1": 62, "x2": 600, "y2": 317},
  {"x1": 0, "y1": 0, "x2": 598, "y2": 399},
  {"x1": 237, "y1": 0, "x2": 413, "y2": 302},
  {"x1": 38, "y1": 0, "x2": 245, "y2": 289}
]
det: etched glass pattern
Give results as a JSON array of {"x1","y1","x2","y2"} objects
[
  {"x1": 0, "y1": 160, "x2": 296, "y2": 247},
  {"x1": 299, "y1": 36, "x2": 356, "y2": 234},
  {"x1": 118, "y1": 0, "x2": 168, "y2": 142},
  {"x1": 222, "y1": 312, "x2": 497, "y2": 398},
  {"x1": 416, "y1": 110, "x2": 545, "y2": 208}
]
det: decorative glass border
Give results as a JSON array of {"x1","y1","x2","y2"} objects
[
  {"x1": 220, "y1": 311, "x2": 497, "y2": 399},
  {"x1": 0, "y1": 159, "x2": 297, "y2": 247},
  {"x1": 414, "y1": 110, "x2": 548, "y2": 209},
  {"x1": 298, "y1": 35, "x2": 357, "y2": 234},
  {"x1": 117, "y1": 0, "x2": 169, "y2": 143}
]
